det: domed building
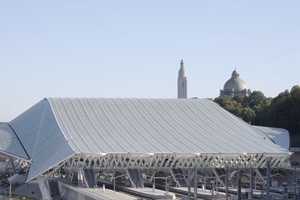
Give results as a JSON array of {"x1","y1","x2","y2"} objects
[{"x1": 220, "y1": 69, "x2": 251, "y2": 97}]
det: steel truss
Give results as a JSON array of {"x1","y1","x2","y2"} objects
[{"x1": 63, "y1": 152, "x2": 290, "y2": 171}]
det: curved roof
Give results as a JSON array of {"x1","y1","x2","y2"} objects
[
  {"x1": 49, "y1": 98, "x2": 283, "y2": 154},
  {"x1": 224, "y1": 70, "x2": 248, "y2": 91},
  {"x1": 0, "y1": 98, "x2": 291, "y2": 181},
  {"x1": 253, "y1": 126, "x2": 290, "y2": 150}
]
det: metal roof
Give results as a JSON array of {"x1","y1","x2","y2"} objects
[
  {"x1": 0, "y1": 124, "x2": 29, "y2": 159},
  {"x1": 49, "y1": 98, "x2": 287, "y2": 154},
  {"x1": 253, "y1": 126, "x2": 290, "y2": 150},
  {"x1": 0, "y1": 98, "x2": 291, "y2": 181}
]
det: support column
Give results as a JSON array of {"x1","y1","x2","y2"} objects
[
  {"x1": 266, "y1": 160, "x2": 271, "y2": 199},
  {"x1": 237, "y1": 169, "x2": 241, "y2": 200},
  {"x1": 194, "y1": 167, "x2": 198, "y2": 200},
  {"x1": 165, "y1": 177, "x2": 168, "y2": 192},
  {"x1": 211, "y1": 180, "x2": 215, "y2": 197},
  {"x1": 37, "y1": 176, "x2": 53, "y2": 200},
  {"x1": 225, "y1": 166, "x2": 229, "y2": 200},
  {"x1": 294, "y1": 167, "x2": 297, "y2": 199},
  {"x1": 249, "y1": 168, "x2": 253, "y2": 199},
  {"x1": 153, "y1": 178, "x2": 155, "y2": 193},
  {"x1": 9, "y1": 157, "x2": 16, "y2": 174},
  {"x1": 187, "y1": 169, "x2": 192, "y2": 200},
  {"x1": 9, "y1": 179, "x2": 12, "y2": 199}
]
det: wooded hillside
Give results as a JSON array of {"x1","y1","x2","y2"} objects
[{"x1": 214, "y1": 85, "x2": 300, "y2": 147}]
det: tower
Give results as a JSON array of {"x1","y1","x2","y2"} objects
[{"x1": 177, "y1": 60, "x2": 187, "y2": 98}]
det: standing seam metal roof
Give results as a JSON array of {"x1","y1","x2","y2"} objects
[{"x1": 48, "y1": 98, "x2": 288, "y2": 154}]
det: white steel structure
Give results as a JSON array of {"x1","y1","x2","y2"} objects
[{"x1": 0, "y1": 98, "x2": 291, "y2": 198}]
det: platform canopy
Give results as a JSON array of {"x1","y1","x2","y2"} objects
[{"x1": 0, "y1": 98, "x2": 291, "y2": 181}]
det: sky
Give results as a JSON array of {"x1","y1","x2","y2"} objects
[{"x1": 0, "y1": 1, "x2": 300, "y2": 122}]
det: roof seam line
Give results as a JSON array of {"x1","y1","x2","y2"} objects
[
  {"x1": 7, "y1": 123, "x2": 30, "y2": 159},
  {"x1": 31, "y1": 100, "x2": 47, "y2": 161}
]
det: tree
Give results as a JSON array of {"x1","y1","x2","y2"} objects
[
  {"x1": 214, "y1": 91, "x2": 267, "y2": 123},
  {"x1": 214, "y1": 96, "x2": 242, "y2": 117},
  {"x1": 253, "y1": 85, "x2": 300, "y2": 147},
  {"x1": 240, "y1": 107, "x2": 256, "y2": 123},
  {"x1": 215, "y1": 86, "x2": 300, "y2": 147}
]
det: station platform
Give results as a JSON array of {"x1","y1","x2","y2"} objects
[
  {"x1": 59, "y1": 181, "x2": 137, "y2": 200},
  {"x1": 122, "y1": 186, "x2": 176, "y2": 199},
  {"x1": 59, "y1": 181, "x2": 176, "y2": 200},
  {"x1": 171, "y1": 186, "x2": 292, "y2": 199},
  {"x1": 170, "y1": 186, "x2": 220, "y2": 199}
]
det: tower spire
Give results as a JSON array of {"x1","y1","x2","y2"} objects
[{"x1": 177, "y1": 60, "x2": 187, "y2": 98}]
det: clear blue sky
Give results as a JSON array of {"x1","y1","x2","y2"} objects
[{"x1": 1, "y1": 1, "x2": 300, "y2": 121}]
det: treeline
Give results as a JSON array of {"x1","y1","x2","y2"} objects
[{"x1": 214, "y1": 85, "x2": 300, "y2": 147}]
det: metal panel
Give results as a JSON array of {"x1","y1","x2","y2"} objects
[
  {"x1": 48, "y1": 98, "x2": 291, "y2": 156},
  {"x1": 0, "y1": 124, "x2": 29, "y2": 159},
  {"x1": 25, "y1": 99, "x2": 75, "y2": 181},
  {"x1": 9, "y1": 99, "x2": 46, "y2": 158},
  {"x1": 6, "y1": 99, "x2": 75, "y2": 181}
]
